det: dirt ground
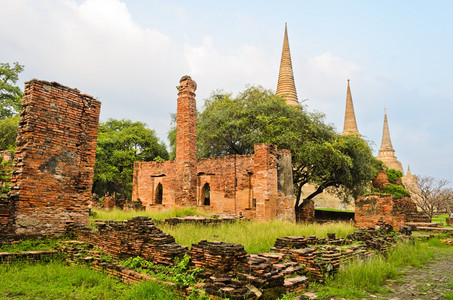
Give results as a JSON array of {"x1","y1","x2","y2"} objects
[{"x1": 368, "y1": 251, "x2": 453, "y2": 300}]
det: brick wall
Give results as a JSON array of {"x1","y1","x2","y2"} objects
[
  {"x1": 133, "y1": 146, "x2": 295, "y2": 221},
  {"x1": 132, "y1": 76, "x2": 295, "y2": 222},
  {"x1": 4, "y1": 79, "x2": 100, "y2": 237},
  {"x1": 355, "y1": 194, "x2": 406, "y2": 228}
]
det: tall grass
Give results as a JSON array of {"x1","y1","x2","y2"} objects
[
  {"x1": 90, "y1": 207, "x2": 210, "y2": 221},
  {"x1": 0, "y1": 238, "x2": 64, "y2": 252},
  {"x1": 0, "y1": 260, "x2": 180, "y2": 300},
  {"x1": 315, "y1": 239, "x2": 437, "y2": 299},
  {"x1": 162, "y1": 220, "x2": 355, "y2": 253}
]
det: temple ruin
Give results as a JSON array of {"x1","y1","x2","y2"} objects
[
  {"x1": 0, "y1": 80, "x2": 100, "y2": 239},
  {"x1": 132, "y1": 76, "x2": 296, "y2": 221}
]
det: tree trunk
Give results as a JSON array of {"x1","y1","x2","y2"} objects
[{"x1": 295, "y1": 198, "x2": 315, "y2": 223}]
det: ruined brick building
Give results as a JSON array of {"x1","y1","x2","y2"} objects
[
  {"x1": 0, "y1": 80, "x2": 100, "y2": 239},
  {"x1": 132, "y1": 76, "x2": 295, "y2": 221}
]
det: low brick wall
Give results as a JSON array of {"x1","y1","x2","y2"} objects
[
  {"x1": 74, "y1": 216, "x2": 399, "y2": 299},
  {"x1": 57, "y1": 240, "x2": 175, "y2": 285},
  {"x1": 0, "y1": 250, "x2": 58, "y2": 263},
  {"x1": 78, "y1": 217, "x2": 187, "y2": 265}
]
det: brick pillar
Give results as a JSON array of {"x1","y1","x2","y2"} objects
[
  {"x1": 253, "y1": 144, "x2": 278, "y2": 221},
  {"x1": 8, "y1": 80, "x2": 100, "y2": 237},
  {"x1": 175, "y1": 76, "x2": 197, "y2": 206}
]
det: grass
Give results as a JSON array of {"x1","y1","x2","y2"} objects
[
  {"x1": 315, "y1": 207, "x2": 354, "y2": 213},
  {"x1": 90, "y1": 207, "x2": 211, "y2": 221},
  {"x1": 0, "y1": 238, "x2": 64, "y2": 252},
  {"x1": 432, "y1": 214, "x2": 453, "y2": 227},
  {"x1": 0, "y1": 259, "x2": 180, "y2": 300},
  {"x1": 91, "y1": 208, "x2": 355, "y2": 253},
  {"x1": 311, "y1": 239, "x2": 441, "y2": 299},
  {"x1": 161, "y1": 219, "x2": 355, "y2": 253}
]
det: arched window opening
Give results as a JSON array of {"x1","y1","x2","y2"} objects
[
  {"x1": 202, "y1": 183, "x2": 210, "y2": 206},
  {"x1": 155, "y1": 183, "x2": 163, "y2": 205}
]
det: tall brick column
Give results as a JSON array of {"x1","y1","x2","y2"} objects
[
  {"x1": 6, "y1": 80, "x2": 101, "y2": 237},
  {"x1": 253, "y1": 144, "x2": 278, "y2": 221},
  {"x1": 175, "y1": 76, "x2": 197, "y2": 206}
]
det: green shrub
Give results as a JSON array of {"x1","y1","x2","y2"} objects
[
  {"x1": 383, "y1": 184, "x2": 410, "y2": 199},
  {"x1": 387, "y1": 169, "x2": 403, "y2": 184},
  {"x1": 0, "y1": 158, "x2": 13, "y2": 194}
]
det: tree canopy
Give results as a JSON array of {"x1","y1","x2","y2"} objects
[
  {"x1": 0, "y1": 62, "x2": 24, "y2": 119},
  {"x1": 0, "y1": 62, "x2": 23, "y2": 151},
  {"x1": 93, "y1": 119, "x2": 169, "y2": 200},
  {"x1": 169, "y1": 86, "x2": 383, "y2": 219}
]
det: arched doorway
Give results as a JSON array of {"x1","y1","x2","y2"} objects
[
  {"x1": 155, "y1": 183, "x2": 163, "y2": 204},
  {"x1": 201, "y1": 183, "x2": 210, "y2": 206}
]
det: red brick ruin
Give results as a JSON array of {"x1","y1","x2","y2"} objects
[
  {"x1": 133, "y1": 76, "x2": 296, "y2": 221},
  {"x1": 0, "y1": 80, "x2": 100, "y2": 239},
  {"x1": 355, "y1": 171, "x2": 429, "y2": 228}
]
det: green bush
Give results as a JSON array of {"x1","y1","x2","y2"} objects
[
  {"x1": 383, "y1": 184, "x2": 410, "y2": 199},
  {"x1": 0, "y1": 158, "x2": 13, "y2": 194},
  {"x1": 387, "y1": 169, "x2": 403, "y2": 184}
]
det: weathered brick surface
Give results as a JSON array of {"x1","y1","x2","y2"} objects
[
  {"x1": 79, "y1": 217, "x2": 187, "y2": 265},
  {"x1": 0, "y1": 80, "x2": 100, "y2": 238},
  {"x1": 132, "y1": 76, "x2": 295, "y2": 222},
  {"x1": 356, "y1": 171, "x2": 429, "y2": 227},
  {"x1": 0, "y1": 195, "x2": 15, "y2": 237},
  {"x1": 175, "y1": 76, "x2": 198, "y2": 207},
  {"x1": 355, "y1": 194, "x2": 406, "y2": 228}
]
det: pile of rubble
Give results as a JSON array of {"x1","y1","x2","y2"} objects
[
  {"x1": 72, "y1": 217, "x2": 400, "y2": 298},
  {"x1": 190, "y1": 240, "x2": 248, "y2": 274},
  {"x1": 273, "y1": 233, "x2": 349, "y2": 253},
  {"x1": 189, "y1": 241, "x2": 309, "y2": 299},
  {"x1": 79, "y1": 217, "x2": 187, "y2": 265},
  {"x1": 57, "y1": 240, "x2": 175, "y2": 285}
]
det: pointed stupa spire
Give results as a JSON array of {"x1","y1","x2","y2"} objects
[
  {"x1": 342, "y1": 79, "x2": 360, "y2": 136},
  {"x1": 377, "y1": 109, "x2": 403, "y2": 172},
  {"x1": 407, "y1": 165, "x2": 412, "y2": 176},
  {"x1": 276, "y1": 23, "x2": 299, "y2": 107},
  {"x1": 379, "y1": 108, "x2": 394, "y2": 151}
]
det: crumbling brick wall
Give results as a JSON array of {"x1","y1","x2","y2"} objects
[
  {"x1": 133, "y1": 145, "x2": 295, "y2": 221},
  {"x1": 356, "y1": 170, "x2": 429, "y2": 227},
  {"x1": 3, "y1": 79, "x2": 100, "y2": 237},
  {"x1": 355, "y1": 194, "x2": 406, "y2": 228},
  {"x1": 132, "y1": 76, "x2": 295, "y2": 222}
]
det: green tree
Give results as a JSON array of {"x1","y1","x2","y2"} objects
[
  {"x1": 0, "y1": 116, "x2": 20, "y2": 150},
  {"x1": 0, "y1": 62, "x2": 23, "y2": 151},
  {"x1": 169, "y1": 86, "x2": 383, "y2": 221},
  {"x1": 93, "y1": 119, "x2": 169, "y2": 200},
  {"x1": 0, "y1": 62, "x2": 24, "y2": 119}
]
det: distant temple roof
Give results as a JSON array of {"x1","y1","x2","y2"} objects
[
  {"x1": 276, "y1": 23, "x2": 299, "y2": 107},
  {"x1": 377, "y1": 109, "x2": 403, "y2": 172},
  {"x1": 342, "y1": 79, "x2": 360, "y2": 136}
]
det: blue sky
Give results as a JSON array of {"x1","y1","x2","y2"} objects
[{"x1": 1, "y1": 0, "x2": 453, "y2": 184}]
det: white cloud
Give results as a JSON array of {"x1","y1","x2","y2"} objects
[
  {"x1": 183, "y1": 35, "x2": 277, "y2": 104},
  {"x1": 0, "y1": 0, "x2": 187, "y2": 142}
]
